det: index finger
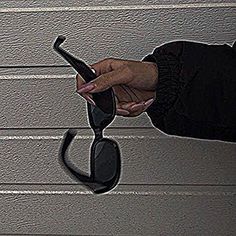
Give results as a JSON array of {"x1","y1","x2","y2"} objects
[
  {"x1": 86, "y1": 65, "x2": 133, "y2": 93},
  {"x1": 76, "y1": 74, "x2": 86, "y2": 91},
  {"x1": 91, "y1": 58, "x2": 126, "y2": 76}
]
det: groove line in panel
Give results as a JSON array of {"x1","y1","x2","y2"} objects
[
  {"x1": 0, "y1": 128, "x2": 161, "y2": 139},
  {"x1": 0, "y1": 183, "x2": 236, "y2": 187},
  {"x1": 1, "y1": 128, "x2": 235, "y2": 143},
  {"x1": 0, "y1": 135, "x2": 164, "y2": 140},
  {"x1": 0, "y1": 234, "x2": 85, "y2": 236},
  {"x1": 0, "y1": 190, "x2": 235, "y2": 196},
  {"x1": 0, "y1": 64, "x2": 70, "y2": 69},
  {"x1": 1, "y1": 133, "x2": 235, "y2": 144},
  {"x1": 0, "y1": 186, "x2": 235, "y2": 196},
  {"x1": 0, "y1": 127, "x2": 155, "y2": 130},
  {"x1": 0, "y1": 185, "x2": 235, "y2": 195},
  {"x1": 0, "y1": 74, "x2": 75, "y2": 80},
  {"x1": 0, "y1": 3, "x2": 235, "y2": 13}
]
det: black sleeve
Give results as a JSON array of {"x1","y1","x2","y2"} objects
[{"x1": 143, "y1": 41, "x2": 236, "y2": 142}]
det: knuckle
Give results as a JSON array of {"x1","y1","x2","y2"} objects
[
  {"x1": 107, "y1": 57, "x2": 115, "y2": 63},
  {"x1": 102, "y1": 58, "x2": 115, "y2": 64}
]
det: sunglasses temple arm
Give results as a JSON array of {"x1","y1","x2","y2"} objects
[
  {"x1": 60, "y1": 129, "x2": 92, "y2": 182},
  {"x1": 53, "y1": 44, "x2": 96, "y2": 83},
  {"x1": 59, "y1": 129, "x2": 105, "y2": 192}
]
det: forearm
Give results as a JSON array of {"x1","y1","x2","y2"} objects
[{"x1": 143, "y1": 41, "x2": 236, "y2": 142}]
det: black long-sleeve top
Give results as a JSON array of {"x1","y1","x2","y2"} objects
[{"x1": 143, "y1": 41, "x2": 236, "y2": 142}]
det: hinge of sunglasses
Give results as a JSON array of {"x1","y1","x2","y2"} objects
[{"x1": 94, "y1": 128, "x2": 103, "y2": 140}]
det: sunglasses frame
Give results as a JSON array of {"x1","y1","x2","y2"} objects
[{"x1": 54, "y1": 36, "x2": 121, "y2": 194}]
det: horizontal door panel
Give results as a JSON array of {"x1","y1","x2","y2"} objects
[
  {"x1": 0, "y1": 185, "x2": 235, "y2": 235},
  {"x1": 0, "y1": 129, "x2": 235, "y2": 185},
  {"x1": 0, "y1": 74, "x2": 152, "y2": 128},
  {"x1": 0, "y1": 7, "x2": 235, "y2": 66}
]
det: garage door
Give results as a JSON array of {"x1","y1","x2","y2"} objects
[{"x1": 0, "y1": 0, "x2": 235, "y2": 235}]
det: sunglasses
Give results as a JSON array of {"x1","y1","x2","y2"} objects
[{"x1": 54, "y1": 36, "x2": 121, "y2": 194}]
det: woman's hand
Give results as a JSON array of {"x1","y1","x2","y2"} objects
[{"x1": 76, "y1": 58, "x2": 158, "y2": 117}]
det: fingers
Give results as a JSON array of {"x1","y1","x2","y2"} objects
[
  {"x1": 116, "y1": 102, "x2": 144, "y2": 117},
  {"x1": 76, "y1": 58, "x2": 156, "y2": 116},
  {"x1": 116, "y1": 98, "x2": 154, "y2": 117},
  {"x1": 77, "y1": 77, "x2": 154, "y2": 117},
  {"x1": 76, "y1": 74, "x2": 96, "y2": 105},
  {"x1": 116, "y1": 101, "x2": 136, "y2": 116},
  {"x1": 76, "y1": 74, "x2": 85, "y2": 91},
  {"x1": 77, "y1": 66, "x2": 133, "y2": 94},
  {"x1": 91, "y1": 58, "x2": 125, "y2": 76}
]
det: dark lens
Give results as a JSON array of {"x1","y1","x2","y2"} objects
[
  {"x1": 89, "y1": 90, "x2": 115, "y2": 129},
  {"x1": 92, "y1": 139, "x2": 121, "y2": 192}
]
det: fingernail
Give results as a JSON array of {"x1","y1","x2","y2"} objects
[
  {"x1": 117, "y1": 109, "x2": 130, "y2": 115},
  {"x1": 77, "y1": 83, "x2": 95, "y2": 93},
  {"x1": 122, "y1": 102, "x2": 136, "y2": 110},
  {"x1": 144, "y1": 98, "x2": 154, "y2": 107},
  {"x1": 130, "y1": 103, "x2": 144, "y2": 110},
  {"x1": 86, "y1": 97, "x2": 96, "y2": 106}
]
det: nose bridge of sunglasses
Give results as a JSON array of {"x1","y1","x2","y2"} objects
[{"x1": 88, "y1": 104, "x2": 115, "y2": 132}]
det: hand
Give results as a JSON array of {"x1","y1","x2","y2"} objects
[{"x1": 76, "y1": 58, "x2": 158, "y2": 117}]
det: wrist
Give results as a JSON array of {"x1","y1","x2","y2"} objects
[{"x1": 143, "y1": 61, "x2": 159, "y2": 90}]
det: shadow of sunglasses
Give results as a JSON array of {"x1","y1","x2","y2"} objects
[{"x1": 54, "y1": 36, "x2": 121, "y2": 194}]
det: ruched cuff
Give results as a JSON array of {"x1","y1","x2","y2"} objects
[{"x1": 142, "y1": 42, "x2": 184, "y2": 130}]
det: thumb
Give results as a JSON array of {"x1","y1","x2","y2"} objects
[{"x1": 77, "y1": 67, "x2": 129, "y2": 93}]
